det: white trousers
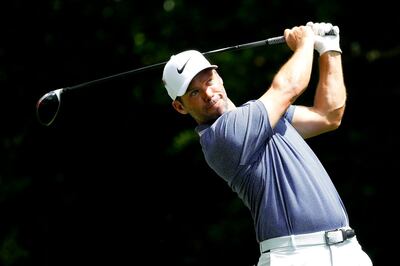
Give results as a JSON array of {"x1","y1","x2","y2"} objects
[{"x1": 257, "y1": 236, "x2": 372, "y2": 266}]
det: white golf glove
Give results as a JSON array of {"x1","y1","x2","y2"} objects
[{"x1": 306, "y1": 21, "x2": 342, "y2": 55}]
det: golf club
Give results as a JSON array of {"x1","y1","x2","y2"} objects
[{"x1": 38, "y1": 30, "x2": 337, "y2": 126}]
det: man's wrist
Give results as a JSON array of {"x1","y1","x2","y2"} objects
[{"x1": 319, "y1": 49, "x2": 342, "y2": 56}]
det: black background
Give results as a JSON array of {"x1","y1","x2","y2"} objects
[{"x1": 1, "y1": 1, "x2": 398, "y2": 265}]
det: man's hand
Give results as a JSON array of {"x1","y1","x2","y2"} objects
[
  {"x1": 284, "y1": 25, "x2": 315, "y2": 52},
  {"x1": 306, "y1": 21, "x2": 341, "y2": 55}
]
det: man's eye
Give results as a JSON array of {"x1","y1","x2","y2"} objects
[{"x1": 190, "y1": 90, "x2": 199, "y2": 97}]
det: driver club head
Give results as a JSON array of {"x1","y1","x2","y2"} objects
[{"x1": 36, "y1": 88, "x2": 63, "y2": 126}]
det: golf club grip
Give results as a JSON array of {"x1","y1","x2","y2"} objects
[
  {"x1": 202, "y1": 37, "x2": 284, "y2": 55},
  {"x1": 267, "y1": 28, "x2": 337, "y2": 45},
  {"x1": 267, "y1": 36, "x2": 285, "y2": 45}
]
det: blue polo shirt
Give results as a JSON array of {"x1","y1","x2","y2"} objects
[{"x1": 196, "y1": 100, "x2": 348, "y2": 242}]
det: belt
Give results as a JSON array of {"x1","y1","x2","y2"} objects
[{"x1": 260, "y1": 228, "x2": 355, "y2": 253}]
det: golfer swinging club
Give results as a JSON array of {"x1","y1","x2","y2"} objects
[{"x1": 162, "y1": 22, "x2": 373, "y2": 266}]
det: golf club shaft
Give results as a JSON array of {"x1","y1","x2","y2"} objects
[{"x1": 62, "y1": 36, "x2": 286, "y2": 92}]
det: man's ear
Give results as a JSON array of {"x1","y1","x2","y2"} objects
[{"x1": 172, "y1": 100, "x2": 188, "y2": 115}]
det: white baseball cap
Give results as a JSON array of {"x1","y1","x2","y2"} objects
[{"x1": 162, "y1": 50, "x2": 218, "y2": 100}]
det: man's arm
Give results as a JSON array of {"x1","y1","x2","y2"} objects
[
  {"x1": 291, "y1": 23, "x2": 346, "y2": 139},
  {"x1": 292, "y1": 52, "x2": 346, "y2": 138},
  {"x1": 259, "y1": 25, "x2": 315, "y2": 128}
]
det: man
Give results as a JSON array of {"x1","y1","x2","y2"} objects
[{"x1": 162, "y1": 22, "x2": 373, "y2": 266}]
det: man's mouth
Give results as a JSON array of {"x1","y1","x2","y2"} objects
[{"x1": 207, "y1": 96, "x2": 221, "y2": 109}]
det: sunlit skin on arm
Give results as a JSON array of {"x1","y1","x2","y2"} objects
[
  {"x1": 291, "y1": 51, "x2": 346, "y2": 139},
  {"x1": 259, "y1": 26, "x2": 315, "y2": 128}
]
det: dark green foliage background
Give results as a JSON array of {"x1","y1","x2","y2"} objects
[{"x1": 1, "y1": 0, "x2": 398, "y2": 265}]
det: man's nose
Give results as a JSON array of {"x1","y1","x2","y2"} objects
[{"x1": 203, "y1": 87, "x2": 214, "y2": 100}]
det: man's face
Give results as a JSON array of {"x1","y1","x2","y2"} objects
[{"x1": 172, "y1": 68, "x2": 229, "y2": 124}]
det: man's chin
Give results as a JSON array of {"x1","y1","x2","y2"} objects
[{"x1": 210, "y1": 98, "x2": 226, "y2": 111}]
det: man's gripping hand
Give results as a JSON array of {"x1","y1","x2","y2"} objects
[{"x1": 306, "y1": 21, "x2": 342, "y2": 55}]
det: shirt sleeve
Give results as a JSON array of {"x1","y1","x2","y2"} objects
[
  {"x1": 284, "y1": 105, "x2": 296, "y2": 123},
  {"x1": 200, "y1": 100, "x2": 273, "y2": 179}
]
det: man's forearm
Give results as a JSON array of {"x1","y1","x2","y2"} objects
[
  {"x1": 271, "y1": 41, "x2": 314, "y2": 102},
  {"x1": 314, "y1": 51, "x2": 346, "y2": 113}
]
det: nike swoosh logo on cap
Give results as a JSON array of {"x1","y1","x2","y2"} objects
[{"x1": 177, "y1": 58, "x2": 191, "y2": 74}]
